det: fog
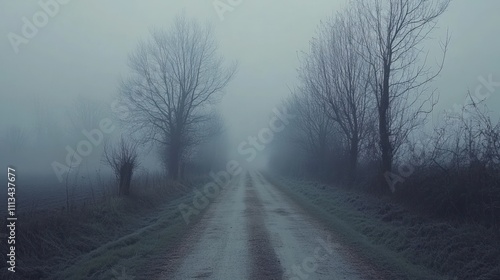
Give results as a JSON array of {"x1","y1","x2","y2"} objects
[
  {"x1": 0, "y1": 1, "x2": 497, "y2": 203},
  {"x1": 1, "y1": 1, "x2": 499, "y2": 174},
  {"x1": 1, "y1": 1, "x2": 500, "y2": 279}
]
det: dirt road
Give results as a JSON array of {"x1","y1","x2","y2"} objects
[{"x1": 155, "y1": 171, "x2": 378, "y2": 279}]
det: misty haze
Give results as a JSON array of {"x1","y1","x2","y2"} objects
[{"x1": 1, "y1": 1, "x2": 500, "y2": 279}]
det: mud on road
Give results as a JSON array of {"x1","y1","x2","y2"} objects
[{"x1": 154, "y1": 171, "x2": 382, "y2": 280}]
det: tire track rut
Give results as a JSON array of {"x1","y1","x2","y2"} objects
[{"x1": 244, "y1": 173, "x2": 284, "y2": 279}]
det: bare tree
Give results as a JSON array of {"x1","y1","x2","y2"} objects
[
  {"x1": 284, "y1": 90, "x2": 337, "y2": 177},
  {"x1": 103, "y1": 137, "x2": 139, "y2": 196},
  {"x1": 67, "y1": 95, "x2": 106, "y2": 133},
  {"x1": 434, "y1": 92, "x2": 500, "y2": 171},
  {"x1": 66, "y1": 95, "x2": 108, "y2": 165},
  {"x1": 299, "y1": 9, "x2": 373, "y2": 184},
  {"x1": 159, "y1": 110, "x2": 225, "y2": 178},
  {"x1": 354, "y1": 0, "x2": 450, "y2": 191},
  {"x1": 120, "y1": 15, "x2": 236, "y2": 180},
  {"x1": 32, "y1": 98, "x2": 65, "y2": 154},
  {"x1": 1, "y1": 126, "x2": 27, "y2": 153}
]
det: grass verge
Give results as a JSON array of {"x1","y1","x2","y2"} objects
[
  {"x1": 0, "y1": 176, "x2": 209, "y2": 280},
  {"x1": 264, "y1": 174, "x2": 500, "y2": 280}
]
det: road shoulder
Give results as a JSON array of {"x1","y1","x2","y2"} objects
[{"x1": 262, "y1": 173, "x2": 446, "y2": 280}]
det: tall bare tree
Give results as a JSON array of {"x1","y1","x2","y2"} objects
[
  {"x1": 67, "y1": 95, "x2": 106, "y2": 134},
  {"x1": 354, "y1": 0, "x2": 450, "y2": 191},
  {"x1": 299, "y1": 9, "x2": 373, "y2": 184},
  {"x1": 120, "y1": 15, "x2": 236, "y2": 180}
]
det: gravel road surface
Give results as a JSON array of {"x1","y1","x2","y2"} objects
[{"x1": 155, "y1": 171, "x2": 380, "y2": 280}]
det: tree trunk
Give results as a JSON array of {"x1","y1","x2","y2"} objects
[
  {"x1": 179, "y1": 161, "x2": 185, "y2": 180},
  {"x1": 348, "y1": 136, "x2": 359, "y2": 185},
  {"x1": 378, "y1": 62, "x2": 393, "y2": 193},
  {"x1": 168, "y1": 140, "x2": 181, "y2": 180},
  {"x1": 118, "y1": 164, "x2": 133, "y2": 196}
]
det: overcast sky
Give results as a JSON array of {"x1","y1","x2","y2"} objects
[{"x1": 1, "y1": 0, "x2": 499, "y2": 159}]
